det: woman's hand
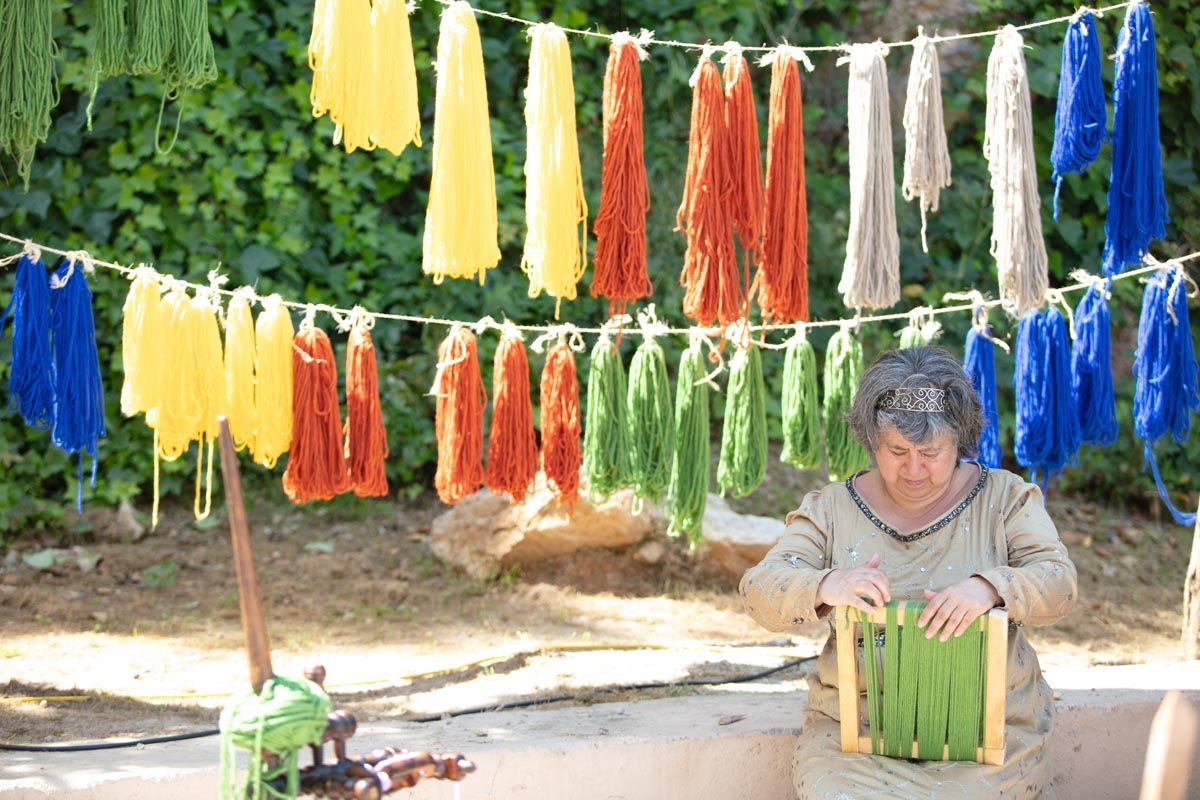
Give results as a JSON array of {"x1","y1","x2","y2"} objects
[
  {"x1": 815, "y1": 554, "x2": 891, "y2": 614},
  {"x1": 919, "y1": 577, "x2": 1002, "y2": 641}
]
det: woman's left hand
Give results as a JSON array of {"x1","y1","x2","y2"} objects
[{"x1": 919, "y1": 577, "x2": 1002, "y2": 641}]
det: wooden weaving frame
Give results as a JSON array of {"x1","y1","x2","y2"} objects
[{"x1": 834, "y1": 601, "x2": 1008, "y2": 765}]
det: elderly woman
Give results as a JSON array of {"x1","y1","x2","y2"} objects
[{"x1": 741, "y1": 345, "x2": 1077, "y2": 799}]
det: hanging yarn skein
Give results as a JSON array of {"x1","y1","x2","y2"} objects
[
  {"x1": 1132, "y1": 267, "x2": 1199, "y2": 524},
  {"x1": 839, "y1": 43, "x2": 900, "y2": 311},
  {"x1": 0, "y1": 0, "x2": 57, "y2": 187},
  {"x1": 902, "y1": 32, "x2": 952, "y2": 254},
  {"x1": 1103, "y1": 1, "x2": 1169, "y2": 277},
  {"x1": 424, "y1": 1, "x2": 501, "y2": 285},
  {"x1": 1050, "y1": 10, "x2": 1106, "y2": 221},
  {"x1": 119, "y1": 266, "x2": 166, "y2": 419},
  {"x1": 985, "y1": 27, "x2": 1049, "y2": 316},
  {"x1": 717, "y1": 340, "x2": 767, "y2": 499},
  {"x1": 677, "y1": 55, "x2": 741, "y2": 327},
  {"x1": 583, "y1": 332, "x2": 632, "y2": 502},
  {"x1": 48, "y1": 257, "x2": 108, "y2": 512},
  {"x1": 370, "y1": 0, "x2": 422, "y2": 155},
  {"x1": 88, "y1": 0, "x2": 130, "y2": 125},
  {"x1": 522, "y1": 24, "x2": 588, "y2": 315},
  {"x1": 252, "y1": 296, "x2": 294, "y2": 469},
  {"x1": 963, "y1": 324, "x2": 1003, "y2": 469},
  {"x1": 433, "y1": 325, "x2": 488, "y2": 505},
  {"x1": 592, "y1": 33, "x2": 651, "y2": 317},
  {"x1": 223, "y1": 288, "x2": 258, "y2": 454},
  {"x1": 2, "y1": 249, "x2": 55, "y2": 430},
  {"x1": 282, "y1": 318, "x2": 350, "y2": 504},
  {"x1": 760, "y1": 47, "x2": 810, "y2": 324},
  {"x1": 780, "y1": 329, "x2": 823, "y2": 471},
  {"x1": 345, "y1": 316, "x2": 389, "y2": 498},
  {"x1": 485, "y1": 330, "x2": 539, "y2": 504},
  {"x1": 1071, "y1": 281, "x2": 1118, "y2": 447},
  {"x1": 667, "y1": 339, "x2": 710, "y2": 543},
  {"x1": 539, "y1": 340, "x2": 582, "y2": 505},
  {"x1": 1013, "y1": 308, "x2": 1080, "y2": 485},
  {"x1": 626, "y1": 326, "x2": 674, "y2": 505},
  {"x1": 722, "y1": 47, "x2": 764, "y2": 290},
  {"x1": 824, "y1": 327, "x2": 870, "y2": 481}
]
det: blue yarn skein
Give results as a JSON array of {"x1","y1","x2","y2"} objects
[
  {"x1": 1044, "y1": 307, "x2": 1081, "y2": 478},
  {"x1": 1103, "y1": 1, "x2": 1169, "y2": 276},
  {"x1": 49, "y1": 259, "x2": 107, "y2": 512},
  {"x1": 963, "y1": 327, "x2": 1002, "y2": 469},
  {"x1": 1071, "y1": 282, "x2": 1118, "y2": 446},
  {"x1": 1015, "y1": 312, "x2": 1050, "y2": 482},
  {"x1": 1050, "y1": 10, "x2": 1106, "y2": 221},
  {"x1": 1133, "y1": 267, "x2": 1199, "y2": 524},
  {"x1": 1, "y1": 251, "x2": 55, "y2": 430}
]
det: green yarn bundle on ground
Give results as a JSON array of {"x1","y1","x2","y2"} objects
[
  {"x1": 667, "y1": 343, "x2": 710, "y2": 543},
  {"x1": 0, "y1": 0, "x2": 58, "y2": 188},
  {"x1": 584, "y1": 336, "x2": 631, "y2": 502},
  {"x1": 823, "y1": 328, "x2": 870, "y2": 481},
  {"x1": 717, "y1": 344, "x2": 767, "y2": 498},
  {"x1": 626, "y1": 338, "x2": 674, "y2": 505},
  {"x1": 780, "y1": 333, "x2": 823, "y2": 471},
  {"x1": 219, "y1": 674, "x2": 331, "y2": 800}
]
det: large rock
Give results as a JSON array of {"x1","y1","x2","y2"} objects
[
  {"x1": 428, "y1": 476, "x2": 655, "y2": 580},
  {"x1": 699, "y1": 496, "x2": 786, "y2": 580}
]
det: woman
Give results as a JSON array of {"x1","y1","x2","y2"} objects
[{"x1": 740, "y1": 345, "x2": 1077, "y2": 799}]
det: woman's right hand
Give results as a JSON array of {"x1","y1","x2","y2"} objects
[{"x1": 815, "y1": 553, "x2": 891, "y2": 614}]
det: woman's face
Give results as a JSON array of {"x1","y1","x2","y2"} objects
[{"x1": 873, "y1": 427, "x2": 960, "y2": 506}]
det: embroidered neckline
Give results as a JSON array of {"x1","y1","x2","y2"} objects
[{"x1": 843, "y1": 464, "x2": 989, "y2": 544}]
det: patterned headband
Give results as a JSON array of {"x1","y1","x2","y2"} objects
[{"x1": 876, "y1": 387, "x2": 947, "y2": 413}]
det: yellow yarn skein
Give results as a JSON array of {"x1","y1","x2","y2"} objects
[
  {"x1": 328, "y1": 0, "x2": 374, "y2": 153},
  {"x1": 423, "y1": 0, "x2": 500, "y2": 285},
  {"x1": 521, "y1": 23, "x2": 588, "y2": 316},
  {"x1": 308, "y1": 0, "x2": 335, "y2": 117},
  {"x1": 252, "y1": 295, "x2": 294, "y2": 469},
  {"x1": 119, "y1": 267, "x2": 167, "y2": 418},
  {"x1": 371, "y1": 0, "x2": 421, "y2": 156},
  {"x1": 223, "y1": 288, "x2": 257, "y2": 454}
]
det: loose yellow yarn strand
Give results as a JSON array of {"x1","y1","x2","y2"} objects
[
  {"x1": 521, "y1": 23, "x2": 588, "y2": 316},
  {"x1": 423, "y1": 1, "x2": 501, "y2": 285},
  {"x1": 120, "y1": 267, "x2": 167, "y2": 418},
  {"x1": 252, "y1": 295, "x2": 294, "y2": 469},
  {"x1": 223, "y1": 288, "x2": 257, "y2": 453}
]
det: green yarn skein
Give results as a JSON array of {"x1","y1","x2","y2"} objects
[
  {"x1": 584, "y1": 335, "x2": 631, "y2": 502},
  {"x1": 627, "y1": 337, "x2": 674, "y2": 505},
  {"x1": 0, "y1": 0, "x2": 58, "y2": 189},
  {"x1": 823, "y1": 328, "x2": 870, "y2": 481},
  {"x1": 219, "y1": 674, "x2": 331, "y2": 800},
  {"x1": 717, "y1": 343, "x2": 767, "y2": 498},
  {"x1": 780, "y1": 333, "x2": 823, "y2": 471},
  {"x1": 667, "y1": 343, "x2": 710, "y2": 544}
]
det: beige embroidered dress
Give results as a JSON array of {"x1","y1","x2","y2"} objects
[{"x1": 740, "y1": 466, "x2": 1078, "y2": 800}]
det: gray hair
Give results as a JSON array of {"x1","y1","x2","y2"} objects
[{"x1": 845, "y1": 346, "x2": 983, "y2": 460}]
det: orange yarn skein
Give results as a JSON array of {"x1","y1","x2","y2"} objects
[
  {"x1": 344, "y1": 320, "x2": 389, "y2": 498},
  {"x1": 282, "y1": 322, "x2": 350, "y2": 503},
  {"x1": 722, "y1": 51, "x2": 764, "y2": 306},
  {"x1": 484, "y1": 332, "x2": 539, "y2": 504},
  {"x1": 539, "y1": 341, "x2": 581, "y2": 505},
  {"x1": 433, "y1": 326, "x2": 487, "y2": 505}
]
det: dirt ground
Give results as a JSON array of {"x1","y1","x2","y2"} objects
[{"x1": 0, "y1": 463, "x2": 1195, "y2": 745}]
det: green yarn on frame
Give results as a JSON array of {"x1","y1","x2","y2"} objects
[
  {"x1": 667, "y1": 343, "x2": 710, "y2": 544},
  {"x1": 855, "y1": 602, "x2": 990, "y2": 762},
  {"x1": 780, "y1": 333, "x2": 823, "y2": 471},
  {"x1": 627, "y1": 338, "x2": 674, "y2": 505},
  {"x1": 823, "y1": 328, "x2": 870, "y2": 481},
  {"x1": 0, "y1": 0, "x2": 58, "y2": 189},
  {"x1": 584, "y1": 336, "x2": 631, "y2": 502},
  {"x1": 717, "y1": 344, "x2": 767, "y2": 498},
  {"x1": 219, "y1": 675, "x2": 331, "y2": 800}
]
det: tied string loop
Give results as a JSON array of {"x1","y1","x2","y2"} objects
[
  {"x1": 758, "y1": 43, "x2": 814, "y2": 72},
  {"x1": 687, "y1": 328, "x2": 723, "y2": 390},
  {"x1": 428, "y1": 322, "x2": 469, "y2": 397},
  {"x1": 1044, "y1": 287, "x2": 1077, "y2": 341}
]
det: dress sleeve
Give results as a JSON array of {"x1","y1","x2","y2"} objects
[
  {"x1": 975, "y1": 476, "x2": 1078, "y2": 627},
  {"x1": 738, "y1": 489, "x2": 836, "y2": 631}
]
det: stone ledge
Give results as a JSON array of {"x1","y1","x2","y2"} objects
[{"x1": 3, "y1": 662, "x2": 1198, "y2": 800}]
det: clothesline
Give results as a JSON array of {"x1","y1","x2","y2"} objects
[
  {"x1": 440, "y1": 0, "x2": 1138, "y2": 54},
  {"x1": 1, "y1": 230, "x2": 1195, "y2": 339}
]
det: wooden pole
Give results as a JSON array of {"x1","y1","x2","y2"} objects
[
  {"x1": 217, "y1": 416, "x2": 274, "y2": 692},
  {"x1": 1182, "y1": 495, "x2": 1200, "y2": 660}
]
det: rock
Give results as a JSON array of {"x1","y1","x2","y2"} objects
[
  {"x1": 117, "y1": 500, "x2": 147, "y2": 542},
  {"x1": 1061, "y1": 531, "x2": 1091, "y2": 547},
  {"x1": 633, "y1": 540, "x2": 667, "y2": 566},
  {"x1": 428, "y1": 474, "x2": 654, "y2": 580},
  {"x1": 86, "y1": 500, "x2": 147, "y2": 543},
  {"x1": 698, "y1": 495, "x2": 786, "y2": 581},
  {"x1": 1117, "y1": 525, "x2": 1144, "y2": 546}
]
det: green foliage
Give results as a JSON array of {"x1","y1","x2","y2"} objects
[{"x1": 0, "y1": 0, "x2": 1197, "y2": 533}]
